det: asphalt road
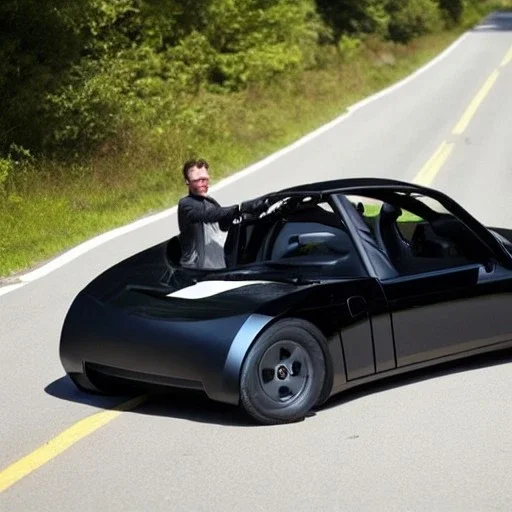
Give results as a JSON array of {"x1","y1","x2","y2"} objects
[{"x1": 2, "y1": 12, "x2": 512, "y2": 511}]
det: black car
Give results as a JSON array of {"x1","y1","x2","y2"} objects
[{"x1": 60, "y1": 178, "x2": 512, "y2": 424}]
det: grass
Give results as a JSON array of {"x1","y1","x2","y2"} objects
[
  {"x1": 355, "y1": 202, "x2": 422, "y2": 222},
  {"x1": 0, "y1": 3, "x2": 509, "y2": 279}
]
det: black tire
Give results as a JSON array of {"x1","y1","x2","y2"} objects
[{"x1": 240, "y1": 318, "x2": 328, "y2": 425}]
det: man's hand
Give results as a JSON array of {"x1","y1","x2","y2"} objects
[
  {"x1": 265, "y1": 197, "x2": 292, "y2": 215},
  {"x1": 240, "y1": 198, "x2": 269, "y2": 216}
]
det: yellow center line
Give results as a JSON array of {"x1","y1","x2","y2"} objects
[
  {"x1": 500, "y1": 43, "x2": 512, "y2": 67},
  {"x1": 413, "y1": 141, "x2": 454, "y2": 186},
  {"x1": 413, "y1": 44, "x2": 511, "y2": 187},
  {"x1": 0, "y1": 394, "x2": 148, "y2": 493},
  {"x1": 452, "y1": 69, "x2": 500, "y2": 135}
]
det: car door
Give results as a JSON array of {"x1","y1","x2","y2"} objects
[
  {"x1": 229, "y1": 198, "x2": 397, "y2": 382},
  {"x1": 332, "y1": 189, "x2": 512, "y2": 373},
  {"x1": 336, "y1": 277, "x2": 396, "y2": 380},
  {"x1": 381, "y1": 263, "x2": 512, "y2": 367}
]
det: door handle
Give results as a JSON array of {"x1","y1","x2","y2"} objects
[{"x1": 347, "y1": 296, "x2": 367, "y2": 318}]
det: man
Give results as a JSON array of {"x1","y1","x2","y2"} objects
[{"x1": 178, "y1": 159, "x2": 266, "y2": 269}]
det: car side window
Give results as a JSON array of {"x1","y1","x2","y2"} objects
[
  {"x1": 235, "y1": 202, "x2": 367, "y2": 277},
  {"x1": 343, "y1": 194, "x2": 488, "y2": 276}
]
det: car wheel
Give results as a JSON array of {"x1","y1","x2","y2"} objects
[{"x1": 240, "y1": 318, "x2": 327, "y2": 425}]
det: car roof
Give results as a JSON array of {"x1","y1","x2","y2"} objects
[
  {"x1": 280, "y1": 177, "x2": 422, "y2": 194},
  {"x1": 259, "y1": 177, "x2": 512, "y2": 270}
]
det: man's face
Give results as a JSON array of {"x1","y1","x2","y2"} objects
[{"x1": 186, "y1": 165, "x2": 210, "y2": 196}]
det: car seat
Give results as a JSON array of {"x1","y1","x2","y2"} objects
[{"x1": 374, "y1": 203, "x2": 413, "y2": 269}]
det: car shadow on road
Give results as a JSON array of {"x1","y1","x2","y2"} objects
[
  {"x1": 135, "y1": 391, "x2": 255, "y2": 426},
  {"x1": 45, "y1": 375, "x2": 254, "y2": 427},
  {"x1": 319, "y1": 348, "x2": 512, "y2": 412},
  {"x1": 45, "y1": 375, "x2": 134, "y2": 407},
  {"x1": 46, "y1": 349, "x2": 512, "y2": 427}
]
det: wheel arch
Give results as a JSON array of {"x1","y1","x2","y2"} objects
[{"x1": 216, "y1": 310, "x2": 336, "y2": 407}]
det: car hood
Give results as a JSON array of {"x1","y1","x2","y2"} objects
[{"x1": 108, "y1": 278, "x2": 316, "y2": 321}]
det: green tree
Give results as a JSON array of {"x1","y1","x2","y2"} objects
[
  {"x1": 1, "y1": 0, "x2": 324, "y2": 156},
  {"x1": 316, "y1": 0, "x2": 390, "y2": 40},
  {"x1": 387, "y1": 0, "x2": 443, "y2": 42},
  {"x1": 436, "y1": 0, "x2": 464, "y2": 25},
  {"x1": 0, "y1": 0, "x2": 83, "y2": 152},
  {"x1": 203, "y1": 0, "x2": 322, "y2": 89}
]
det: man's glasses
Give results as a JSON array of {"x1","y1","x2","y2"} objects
[{"x1": 189, "y1": 177, "x2": 210, "y2": 184}]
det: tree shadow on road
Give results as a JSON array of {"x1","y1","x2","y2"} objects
[
  {"x1": 471, "y1": 11, "x2": 512, "y2": 32},
  {"x1": 46, "y1": 349, "x2": 512, "y2": 427}
]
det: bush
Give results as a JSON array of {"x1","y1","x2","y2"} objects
[
  {"x1": 388, "y1": 0, "x2": 443, "y2": 43},
  {"x1": 0, "y1": 0, "x2": 84, "y2": 154},
  {"x1": 204, "y1": 0, "x2": 322, "y2": 89},
  {"x1": 365, "y1": 1, "x2": 392, "y2": 38},
  {"x1": 437, "y1": 0, "x2": 464, "y2": 26},
  {"x1": 338, "y1": 34, "x2": 363, "y2": 60},
  {"x1": 5, "y1": 0, "x2": 325, "y2": 156},
  {"x1": 0, "y1": 144, "x2": 34, "y2": 195},
  {"x1": 0, "y1": 159, "x2": 11, "y2": 192}
]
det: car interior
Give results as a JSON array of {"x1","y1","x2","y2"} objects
[
  {"x1": 166, "y1": 190, "x2": 493, "y2": 280},
  {"x1": 358, "y1": 197, "x2": 488, "y2": 275},
  {"x1": 228, "y1": 200, "x2": 369, "y2": 278}
]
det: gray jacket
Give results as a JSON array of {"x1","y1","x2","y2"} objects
[{"x1": 177, "y1": 194, "x2": 239, "y2": 269}]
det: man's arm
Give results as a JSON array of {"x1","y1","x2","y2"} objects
[{"x1": 179, "y1": 196, "x2": 239, "y2": 225}]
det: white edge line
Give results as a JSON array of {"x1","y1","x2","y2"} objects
[
  {"x1": 2, "y1": 31, "x2": 469, "y2": 293},
  {"x1": 0, "y1": 283, "x2": 25, "y2": 297},
  {"x1": 17, "y1": 206, "x2": 177, "y2": 283}
]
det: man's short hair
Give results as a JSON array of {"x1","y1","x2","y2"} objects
[{"x1": 182, "y1": 159, "x2": 209, "y2": 181}]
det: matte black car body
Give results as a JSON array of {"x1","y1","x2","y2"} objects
[{"x1": 60, "y1": 178, "x2": 512, "y2": 423}]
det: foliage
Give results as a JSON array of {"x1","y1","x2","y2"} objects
[
  {"x1": 387, "y1": 0, "x2": 443, "y2": 42},
  {"x1": 0, "y1": 0, "x2": 324, "y2": 156},
  {"x1": 436, "y1": 0, "x2": 464, "y2": 25},
  {"x1": 0, "y1": 144, "x2": 34, "y2": 194},
  {"x1": 0, "y1": 159, "x2": 10, "y2": 192},
  {"x1": 203, "y1": 0, "x2": 322, "y2": 89},
  {"x1": 2, "y1": 0, "x2": 503, "y2": 159},
  {"x1": 0, "y1": 0, "x2": 83, "y2": 152},
  {"x1": 316, "y1": 0, "x2": 391, "y2": 40},
  {"x1": 338, "y1": 34, "x2": 364, "y2": 60}
]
